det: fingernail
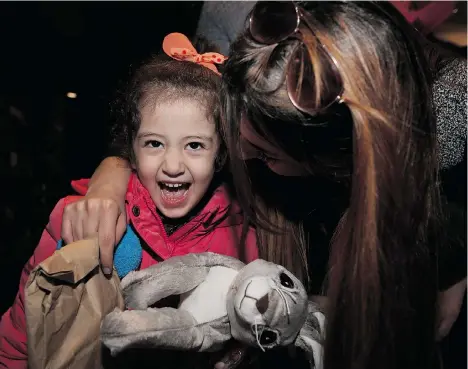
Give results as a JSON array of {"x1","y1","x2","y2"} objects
[
  {"x1": 214, "y1": 363, "x2": 225, "y2": 369},
  {"x1": 103, "y1": 267, "x2": 112, "y2": 276}
]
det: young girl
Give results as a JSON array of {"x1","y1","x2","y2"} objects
[{"x1": 0, "y1": 33, "x2": 258, "y2": 368}]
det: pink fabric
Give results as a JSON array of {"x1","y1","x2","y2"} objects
[
  {"x1": 0, "y1": 198, "x2": 68, "y2": 368},
  {"x1": 390, "y1": 1, "x2": 456, "y2": 34},
  {"x1": 0, "y1": 174, "x2": 258, "y2": 368}
]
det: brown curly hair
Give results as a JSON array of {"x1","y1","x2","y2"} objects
[{"x1": 109, "y1": 36, "x2": 226, "y2": 168}]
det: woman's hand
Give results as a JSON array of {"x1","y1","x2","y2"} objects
[
  {"x1": 61, "y1": 192, "x2": 127, "y2": 275},
  {"x1": 61, "y1": 157, "x2": 131, "y2": 276},
  {"x1": 436, "y1": 277, "x2": 467, "y2": 341}
]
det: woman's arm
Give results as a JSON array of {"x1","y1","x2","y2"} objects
[
  {"x1": 436, "y1": 155, "x2": 467, "y2": 341},
  {"x1": 87, "y1": 156, "x2": 131, "y2": 197},
  {"x1": 61, "y1": 156, "x2": 132, "y2": 275},
  {"x1": 433, "y1": 57, "x2": 466, "y2": 170},
  {"x1": 438, "y1": 198, "x2": 466, "y2": 290}
]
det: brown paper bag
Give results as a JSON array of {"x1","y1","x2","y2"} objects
[{"x1": 25, "y1": 238, "x2": 125, "y2": 369}]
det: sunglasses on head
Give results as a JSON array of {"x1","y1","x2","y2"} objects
[{"x1": 249, "y1": 1, "x2": 344, "y2": 118}]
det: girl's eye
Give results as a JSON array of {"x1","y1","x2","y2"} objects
[
  {"x1": 187, "y1": 142, "x2": 204, "y2": 151},
  {"x1": 144, "y1": 140, "x2": 163, "y2": 148}
]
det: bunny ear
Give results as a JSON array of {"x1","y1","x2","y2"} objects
[
  {"x1": 163, "y1": 32, "x2": 197, "y2": 59},
  {"x1": 121, "y1": 257, "x2": 209, "y2": 310},
  {"x1": 122, "y1": 253, "x2": 245, "y2": 309},
  {"x1": 294, "y1": 302, "x2": 326, "y2": 369}
]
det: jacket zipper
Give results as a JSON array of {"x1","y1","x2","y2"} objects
[
  {"x1": 154, "y1": 212, "x2": 204, "y2": 253},
  {"x1": 154, "y1": 212, "x2": 170, "y2": 248},
  {"x1": 158, "y1": 213, "x2": 209, "y2": 250}
]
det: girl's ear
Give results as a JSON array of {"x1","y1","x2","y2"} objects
[
  {"x1": 129, "y1": 158, "x2": 137, "y2": 171},
  {"x1": 129, "y1": 150, "x2": 138, "y2": 170}
]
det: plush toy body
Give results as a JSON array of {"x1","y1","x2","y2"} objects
[
  {"x1": 179, "y1": 266, "x2": 239, "y2": 326},
  {"x1": 101, "y1": 253, "x2": 325, "y2": 369}
]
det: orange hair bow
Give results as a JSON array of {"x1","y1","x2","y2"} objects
[{"x1": 162, "y1": 32, "x2": 227, "y2": 75}]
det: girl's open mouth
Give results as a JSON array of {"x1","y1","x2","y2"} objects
[{"x1": 158, "y1": 182, "x2": 191, "y2": 207}]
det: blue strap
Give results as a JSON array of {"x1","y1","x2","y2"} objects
[{"x1": 56, "y1": 225, "x2": 143, "y2": 278}]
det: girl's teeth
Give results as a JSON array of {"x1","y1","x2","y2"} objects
[{"x1": 160, "y1": 182, "x2": 189, "y2": 205}]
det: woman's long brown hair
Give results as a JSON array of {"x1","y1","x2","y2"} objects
[{"x1": 221, "y1": 2, "x2": 445, "y2": 369}]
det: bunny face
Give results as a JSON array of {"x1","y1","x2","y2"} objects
[{"x1": 226, "y1": 260, "x2": 308, "y2": 351}]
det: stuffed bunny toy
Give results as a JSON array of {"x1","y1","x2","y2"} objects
[{"x1": 101, "y1": 252, "x2": 325, "y2": 369}]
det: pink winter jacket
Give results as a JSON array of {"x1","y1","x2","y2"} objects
[{"x1": 0, "y1": 174, "x2": 258, "y2": 368}]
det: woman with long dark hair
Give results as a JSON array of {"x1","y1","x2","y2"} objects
[{"x1": 219, "y1": 2, "x2": 465, "y2": 368}]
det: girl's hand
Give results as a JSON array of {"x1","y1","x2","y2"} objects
[
  {"x1": 436, "y1": 277, "x2": 467, "y2": 341},
  {"x1": 61, "y1": 190, "x2": 127, "y2": 276}
]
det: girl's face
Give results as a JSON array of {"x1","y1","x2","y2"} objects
[
  {"x1": 133, "y1": 99, "x2": 219, "y2": 219},
  {"x1": 239, "y1": 117, "x2": 310, "y2": 177}
]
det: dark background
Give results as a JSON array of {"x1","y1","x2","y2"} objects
[{"x1": 0, "y1": 1, "x2": 203, "y2": 313}]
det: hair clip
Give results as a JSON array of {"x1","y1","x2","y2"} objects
[{"x1": 162, "y1": 33, "x2": 227, "y2": 75}]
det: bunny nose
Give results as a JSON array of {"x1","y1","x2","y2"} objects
[{"x1": 256, "y1": 293, "x2": 269, "y2": 314}]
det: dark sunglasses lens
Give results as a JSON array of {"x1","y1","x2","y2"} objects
[
  {"x1": 287, "y1": 44, "x2": 342, "y2": 115},
  {"x1": 250, "y1": 1, "x2": 298, "y2": 44}
]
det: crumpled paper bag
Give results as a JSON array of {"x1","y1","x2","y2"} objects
[{"x1": 25, "y1": 238, "x2": 125, "y2": 369}]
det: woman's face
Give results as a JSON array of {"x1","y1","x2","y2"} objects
[{"x1": 239, "y1": 117, "x2": 310, "y2": 177}]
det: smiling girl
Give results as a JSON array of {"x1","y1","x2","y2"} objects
[{"x1": 0, "y1": 33, "x2": 258, "y2": 368}]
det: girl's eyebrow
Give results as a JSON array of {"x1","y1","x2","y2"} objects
[
  {"x1": 136, "y1": 132, "x2": 164, "y2": 140},
  {"x1": 184, "y1": 135, "x2": 213, "y2": 142},
  {"x1": 136, "y1": 132, "x2": 214, "y2": 143}
]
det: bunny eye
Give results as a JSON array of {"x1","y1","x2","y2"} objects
[{"x1": 280, "y1": 272, "x2": 294, "y2": 288}]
